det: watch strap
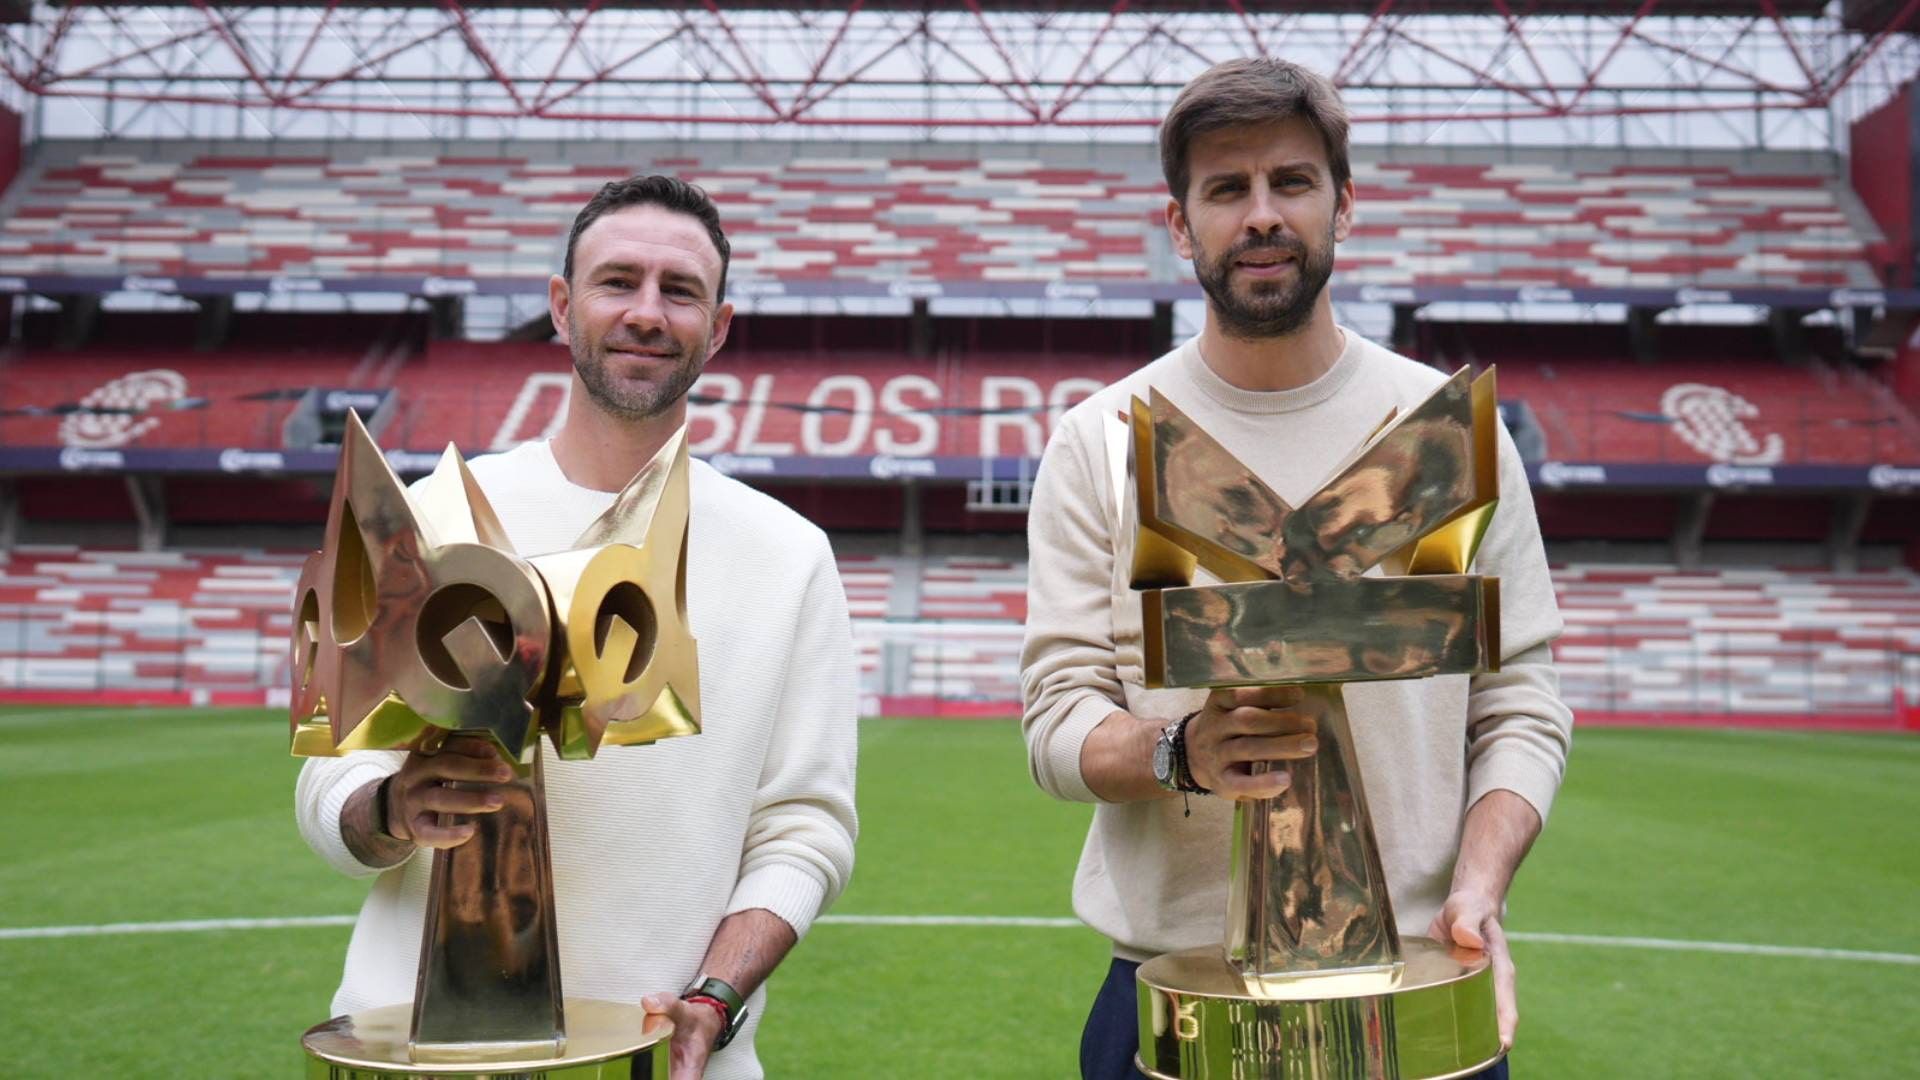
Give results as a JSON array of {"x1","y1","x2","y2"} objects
[
  {"x1": 1170, "y1": 710, "x2": 1209, "y2": 795},
  {"x1": 682, "y1": 975, "x2": 748, "y2": 1050}
]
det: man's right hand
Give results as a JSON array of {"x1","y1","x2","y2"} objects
[
  {"x1": 382, "y1": 736, "x2": 518, "y2": 849},
  {"x1": 1184, "y1": 686, "x2": 1321, "y2": 800}
]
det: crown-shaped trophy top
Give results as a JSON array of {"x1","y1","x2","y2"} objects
[
  {"x1": 289, "y1": 411, "x2": 700, "y2": 768},
  {"x1": 1118, "y1": 366, "x2": 1501, "y2": 590}
]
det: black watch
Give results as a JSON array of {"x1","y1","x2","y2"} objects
[{"x1": 682, "y1": 974, "x2": 748, "y2": 1051}]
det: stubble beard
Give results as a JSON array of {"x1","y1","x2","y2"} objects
[
  {"x1": 1192, "y1": 217, "x2": 1338, "y2": 341},
  {"x1": 570, "y1": 312, "x2": 707, "y2": 421}
]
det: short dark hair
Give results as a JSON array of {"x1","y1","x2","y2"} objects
[
  {"x1": 562, "y1": 174, "x2": 731, "y2": 303},
  {"x1": 1159, "y1": 58, "x2": 1352, "y2": 206}
]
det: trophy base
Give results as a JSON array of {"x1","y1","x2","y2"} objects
[
  {"x1": 302, "y1": 998, "x2": 672, "y2": 1079},
  {"x1": 1135, "y1": 936, "x2": 1502, "y2": 1080}
]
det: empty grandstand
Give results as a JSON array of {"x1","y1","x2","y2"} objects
[{"x1": 1, "y1": 3, "x2": 1918, "y2": 731}]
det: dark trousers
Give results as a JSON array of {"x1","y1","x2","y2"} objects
[{"x1": 1082, "y1": 957, "x2": 1512, "y2": 1080}]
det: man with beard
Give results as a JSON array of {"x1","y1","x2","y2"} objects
[
  {"x1": 295, "y1": 176, "x2": 859, "y2": 1080},
  {"x1": 1019, "y1": 60, "x2": 1570, "y2": 1079}
]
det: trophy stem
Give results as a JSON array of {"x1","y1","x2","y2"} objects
[
  {"x1": 1225, "y1": 685, "x2": 1402, "y2": 981},
  {"x1": 409, "y1": 741, "x2": 567, "y2": 1061}
]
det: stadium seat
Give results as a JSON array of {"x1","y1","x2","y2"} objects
[
  {"x1": 4, "y1": 549, "x2": 1914, "y2": 728},
  {"x1": 0, "y1": 143, "x2": 1882, "y2": 292}
]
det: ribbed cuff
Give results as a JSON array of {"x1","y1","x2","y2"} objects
[
  {"x1": 1466, "y1": 748, "x2": 1562, "y2": 827},
  {"x1": 727, "y1": 862, "x2": 829, "y2": 939},
  {"x1": 318, "y1": 760, "x2": 407, "y2": 878},
  {"x1": 1044, "y1": 692, "x2": 1124, "y2": 804}
]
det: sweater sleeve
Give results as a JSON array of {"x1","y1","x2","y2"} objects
[
  {"x1": 1464, "y1": 425, "x2": 1574, "y2": 824},
  {"x1": 294, "y1": 750, "x2": 409, "y2": 879},
  {"x1": 1019, "y1": 416, "x2": 1127, "y2": 804},
  {"x1": 724, "y1": 529, "x2": 859, "y2": 939}
]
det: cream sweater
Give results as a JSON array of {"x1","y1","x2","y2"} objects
[
  {"x1": 1020, "y1": 332, "x2": 1572, "y2": 963},
  {"x1": 294, "y1": 441, "x2": 859, "y2": 1080}
]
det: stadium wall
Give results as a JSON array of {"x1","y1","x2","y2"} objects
[{"x1": 1850, "y1": 80, "x2": 1917, "y2": 287}]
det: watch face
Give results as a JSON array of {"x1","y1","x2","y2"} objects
[{"x1": 1151, "y1": 736, "x2": 1172, "y2": 783}]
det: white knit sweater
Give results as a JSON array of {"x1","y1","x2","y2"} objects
[
  {"x1": 1020, "y1": 331, "x2": 1573, "y2": 963},
  {"x1": 294, "y1": 441, "x2": 859, "y2": 1080}
]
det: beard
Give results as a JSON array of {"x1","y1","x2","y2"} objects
[
  {"x1": 1191, "y1": 219, "x2": 1337, "y2": 340},
  {"x1": 569, "y1": 313, "x2": 707, "y2": 420}
]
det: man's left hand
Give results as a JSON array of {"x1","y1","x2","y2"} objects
[
  {"x1": 1428, "y1": 891, "x2": 1517, "y2": 1051},
  {"x1": 641, "y1": 993, "x2": 726, "y2": 1080}
]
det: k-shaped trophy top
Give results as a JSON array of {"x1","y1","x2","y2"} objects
[
  {"x1": 1110, "y1": 366, "x2": 1506, "y2": 691},
  {"x1": 288, "y1": 411, "x2": 701, "y2": 766}
]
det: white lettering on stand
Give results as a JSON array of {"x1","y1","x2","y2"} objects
[
  {"x1": 876, "y1": 375, "x2": 941, "y2": 456},
  {"x1": 688, "y1": 373, "x2": 741, "y2": 454},
  {"x1": 736, "y1": 374, "x2": 795, "y2": 455},
  {"x1": 979, "y1": 377, "x2": 1044, "y2": 458}
]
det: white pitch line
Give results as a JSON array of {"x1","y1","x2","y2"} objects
[
  {"x1": 2, "y1": 916, "x2": 1916, "y2": 967},
  {"x1": 1505, "y1": 931, "x2": 1920, "y2": 966},
  {"x1": 818, "y1": 914, "x2": 1081, "y2": 928},
  {"x1": 0, "y1": 915, "x2": 356, "y2": 940}
]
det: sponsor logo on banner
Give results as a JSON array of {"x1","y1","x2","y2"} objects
[
  {"x1": 1517, "y1": 286, "x2": 1575, "y2": 303},
  {"x1": 1868, "y1": 464, "x2": 1920, "y2": 491},
  {"x1": 1675, "y1": 287, "x2": 1733, "y2": 305},
  {"x1": 269, "y1": 276, "x2": 322, "y2": 293},
  {"x1": 1538, "y1": 462, "x2": 1608, "y2": 487},
  {"x1": 888, "y1": 281, "x2": 942, "y2": 299},
  {"x1": 1357, "y1": 285, "x2": 1418, "y2": 304},
  {"x1": 422, "y1": 277, "x2": 477, "y2": 297},
  {"x1": 219, "y1": 448, "x2": 286, "y2": 473},
  {"x1": 0, "y1": 277, "x2": 27, "y2": 291},
  {"x1": 384, "y1": 449, "x2": 442, "y2": 474},
  {"x1": 707, "y1": 453, "x2": 777, "y2": 476},
  {"x1": 122, "y1": 275, "x2": 177, "y2": 293},
  {"x1": 59, "y1": 447, "x2": 125, "y2": 471},
  {"x1": 1662, "y1": 383, "x2": 1784, "y2": 465},
  {"x1": 59, "y1": 369, "x2": 188, "y2": 449},
  {"x1": 869, "y1": 455, "x2": 937, "y2": 480},
  {"x1": 1830, "y1": 289, "x2": 1886, "y2": 308},
  {"x1": 1044, "y1": 282, "x2": 1101, "y2": 301},
  {"x1": 730, "y1": 279, "x2": 786, "y2": 298},
  {"x1": 324, "y1": 390, "x2": 388, "y2": 412},
  {"x1": 1706, "y1": 463, "x2": 1774, "y2": 488}
]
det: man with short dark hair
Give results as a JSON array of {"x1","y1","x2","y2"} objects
[
  {"x1": 297, "y1": 175, "x2": 859, "y2": 1080},
  {"x1": 1021, "y1": 59, "x2": 1572, "y2": 1079}
]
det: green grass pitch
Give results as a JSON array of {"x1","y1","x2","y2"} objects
[{"x1": 2, "y1": 707, "x2": 1916, "y2": 1077}]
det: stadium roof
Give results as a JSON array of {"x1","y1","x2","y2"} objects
[{"x1": 6, "y1": 3, "x2": 1916, "y2": 145}]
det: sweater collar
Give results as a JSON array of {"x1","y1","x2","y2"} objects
[{"x1": 1176, "y1": 326, "x2": 1364, "y2": 416}]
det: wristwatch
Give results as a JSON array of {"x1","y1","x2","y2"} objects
[
  {"x1": 1151, "y1": 719, "x2": 1181, "y2": 791},
  {"x1": 681, "y1": 974, "x2": 748, "y2": 1051},
  {"x1": 1152, "y1": 711, "x2": 1206, "y2": 794}
]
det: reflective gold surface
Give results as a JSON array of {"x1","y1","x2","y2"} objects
[
  {"x1": 291, "y1": 419, "x2": 701, "y2": 766},
  {"x1": 1123, "y1": 368, "x2": 1504, "y2": 1011},
  {"x1": 411, "y1": 747, "x2": 566, "y2": 1056},
  {"x1": 1146, "y1": 576, "x2": 1495, "y2": 689},
  {"x1": 1133, "y1": 392, "x2": 1271, "y2": 584},
  {"x1": 1136, "y1": 938, "x2": 1502, "y2": 1080},
  {"x1": 291, "y1": 417, "x2": 702, "y2": 1063},
  {"x1": 291, "y1": 413, "x2": 553, "y2": 763},
  {"x1": 1225, "y1": 688, "x2": 1398, "y2": 979},
  {"x1": 303, "y1": 999, "x2": 671, "y2": 1079}
]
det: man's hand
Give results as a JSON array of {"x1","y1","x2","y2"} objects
[
  {"x1": 1428, "y1": 890, "x2": 1516, "y2": 1050},
  {"x1": 641, "y1": 993, "x2": 726, "y2": 1080},
  {"x1": 1184, "y1": 686, "x2": 1321, "y2": 800},
  {"x1": 384, "y1": 736, "x2": 516, "y2": 849}
]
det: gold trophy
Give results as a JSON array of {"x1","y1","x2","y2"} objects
[
  {"x1": 289, "y1": 413, "x2": 699, "y2": 1079},
  {"x1": 1113, "y1": 368, "x2": 1506, "y2": 1080}
]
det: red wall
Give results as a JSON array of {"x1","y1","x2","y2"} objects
[
  {"x1": 0, "y1": 105, "x2": 19, "y2": 197},
  {"x1": 1850, "y1": 82, "x2": 1916, "y2": 286}
]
